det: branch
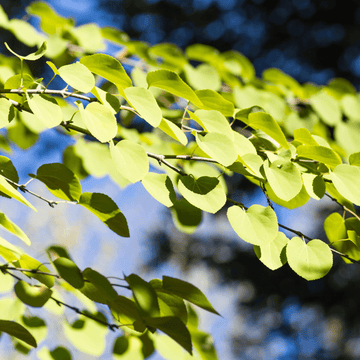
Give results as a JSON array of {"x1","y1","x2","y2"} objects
[
  {"x1": 2, "y1": 176, "x2": 77, "y2": 207},
  {"x1": 0, "y1": 89, "x2": 96, "y2": 102},
  {"x1": 325, "y1": 193, "x2": 360, "y2": 221}
]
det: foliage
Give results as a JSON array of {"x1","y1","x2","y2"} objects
[{"x1": 0, "y1": 1, "x2": 359, "y2": 358}]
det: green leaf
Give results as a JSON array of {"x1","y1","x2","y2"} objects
[
  {"x1": 63, "y1": 315, "x2": 107, "y2": 356},
  {"x1": 26, "y1": 1, "x2": 74, "y2": 35},
  {"x1": 324, "y1": 212, "x2": 347, "y2": 243},
  {"x1": 5, "y1": 41, "x2": 47, "y2": 61},
  {"x1": 196, "y1": 132, "x2": 237, "y2": 167},
  {"x1": 162, "y1": 276, "x2": 219, "y2": 315},
  {"x1": 227, "y1": 205, "x2": 278, "y2": 246},
  {"x1": 150, "y1": 282, "x2": 187, "y2": 324},
  {"x1": 330, "y1": 164, "x2": 360, "y2": 206},
  {"x1": 264, "y1": 182, "x2": 310, "y2": 209},
  {"x1": 310, "y1": 90, "x2": 341, "y2": 126},
  {"x1": 0, "y1": 98, "x2": 13, "y2": 128},
  {"x1": 235, "y1": 111, "x2": 289, "y2": 149},
  {"x1": 124, "y1": 87, "x2": 162, "y2": 127},
  {"x1": 341, "y1": 94, "x2": 360, "y2": 122},
  {"x1": 80, "y1": 54, "x2": 132, "y2": 91},
  {"x1": 192, "y1": 110, "x2": 234, "y2": 140},
  {"x1": 143, "y1": 316, "x2": 192, "y2": 355},
  {"x1": 82, "y1": 268, "x2": 118, "y2": 301},
  {"x1": 302, "y1": 173, "x2": 325, "y2": 200},
  {"x1": 125, "y1": 274, "x2": 160, "y2": 317},
  {"x1": 150, "y1": 43, "x2": 188, "y2": 70},
  {"x1": 0, "y1": 212, "x2": 31, "y2": 245},
  {"x1": 263, "y1": 159, "x2": 302, "y2": 201},
  {"x1": 26, "y1": 93, "x2": 63, "y2": 129},
  {"x1": 0, "y1": 236, "x2": 23, "y2": 262},
  {"x1": 0, "y1": 320, "x2": 37, "y2": 347},
  {"x1": 233, "y1": 131, "x2": 257, "y2": 157},
  {"x1": 108, "y1": 295, "x2": 146, "y2": 332},
  {"x1": 349, "y1": 152, "x2": 360, "y2": 167},
  {"x1": 37, "y1": 346, "x2": 72, "y2": 360},
  {"x1": 18, "y1": 254, "x2": 54, "y2": 288},
  {"x1": 31, "y1": 163, "x2": 82, "y2": 201},
  {"x1": 53, "y1": 258, "x2": 84, "y2": 289},
  {"x1": 110, "y1": 140, "x2": 149, "y2": 183},
  {"x1": 141, "y1": 172, "x2": 177, "y2": 207},
  {"x1": 0, "y1": 175, "x2": 36, "y2": 211},
  {"x1": 147, "y1": 70, "x2": 202, "y2": 107},
  {"x1": 14, "y1": 281, "x2": 52, "y2": 308},
  {"x1": 76, "y1": 101, "x2": 117, "y2": 143},
  {"x1": 79, "y1": 192, "x2": 130, "y2": 237},
  {"x1": 171, "y1": 198, "x2": 202, "y2": 234},
  {"x1": 58, "y1": 62, "x2": 95, "y2": 93},
  {"x1": 195, "y1": 89, "x2": 234, "y2": 116},
  {"x1": 158, "y1": 118, "x2": 188, "y2": 145},
  {"x1": 78, "y1": 281, "x2": 108, "y2": 304},
  {"x1": 286, "y1": 237, "x2": 333, "y2": 280},
  {"x1": 297, "y1": 145, "x2": 342, "y2": 169},
  {"x1": 293, "y1": 128, "x2": 319, "y2": 146},
  {"x1": 183, "y1": 63, "x2": 221, "y2": 91},
  {"x1": 178, "y1": 175, "x2": 226, "y2": 214},
  {"x1": 91, "y1": 86, "x2": 120, "y2": 114},
  {"x1": 262, "y1": 68, "x2": 302, "y2": 94},
  {"x1": 253, "y1": 232, "x2": 288, "y2": 270}
]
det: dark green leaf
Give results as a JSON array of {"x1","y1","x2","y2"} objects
[
  {"x1": 125, "y1": 274, "x2": 160, "y2": 317},
  {"x1": 162, "y1": 276, "x2": 219, "y2": 315},
  {"x1": 0, "y1": 320, "x2": 37, "y2": 347},
  {"x1": 79, "y1": 192, "x2": 129, "y2": 237},
  {"x1": 53, "y1": 258, "x2": 84, "y2": 289},
  {"x1": 14, "y1": 281, "x2": 52, "y2": 307}
]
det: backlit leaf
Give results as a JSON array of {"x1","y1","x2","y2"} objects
[
  {"x1": 77, "y1": 101, "x2": 117, "y2": 143},
  {"x1": 147, "y1": 69, "x2": 202, "y2": 107},
  {"x1": 26, "y1": 92, "x2": 63, "y2": 129},
  {"x1": 141, "y1": 172, "x2": 177, "y2": 207},
  {"x1": 80, "y1": 54, "x2": 132, "y2": 91},
  {"x1": 196, "y1": 132, "x2": 237, "y2": 167},
  {"x1": 158, "y1": 118, "x2": 188, "y2": 145},
  {"x1": 227, "y1": 205, "x2": 278, "y2": 246},
  {"x1": 297, "y1": 145, "x2": 342, "y2": 169},
  {"x1": 195, "y1": 89, "x2": 234, "y2": 116},
  {"x1": 310, "y1": 90, "x2": 341, "y2": 126},
  {"x1": 286, "y1": 237, "x2": 333, "y2": 280},
  {"x1": 178, "y1": 175, "x2": 226, "y2": 214},
  {"x1": 330, "y1": 164, "x2": 360, "y2": 206},
  {"x1": 0, "y1": 175, "x2": 36, "y2": 211},
  {"x1": 31, "y1": 163, "x2": 82, "y2": 201},
  {"x1": 18, "y1": 254, "x2": 54, "y2": 288},
  {"x1": 263, "y1": 159, "x2": 302, "y2": 201},
  {"x1": 110, "y1": 140, "x2": 149, "y2": 183},
  {"x1": 253, "y1": 232, "x2": 288, "y2": 270},
  {"x1": 0, "y1": 212, "x2": 31, "y2": 245},
  {"x1": 58, "y1": 62, "x2": 95, "y2": 93},
  {"x1": 124, "y1": 87, "x2": 162, "y2": 127}
]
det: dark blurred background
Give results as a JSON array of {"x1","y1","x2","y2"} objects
[{"x1": 3, "y1": 0, "x2": 360, "y2": 359}]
